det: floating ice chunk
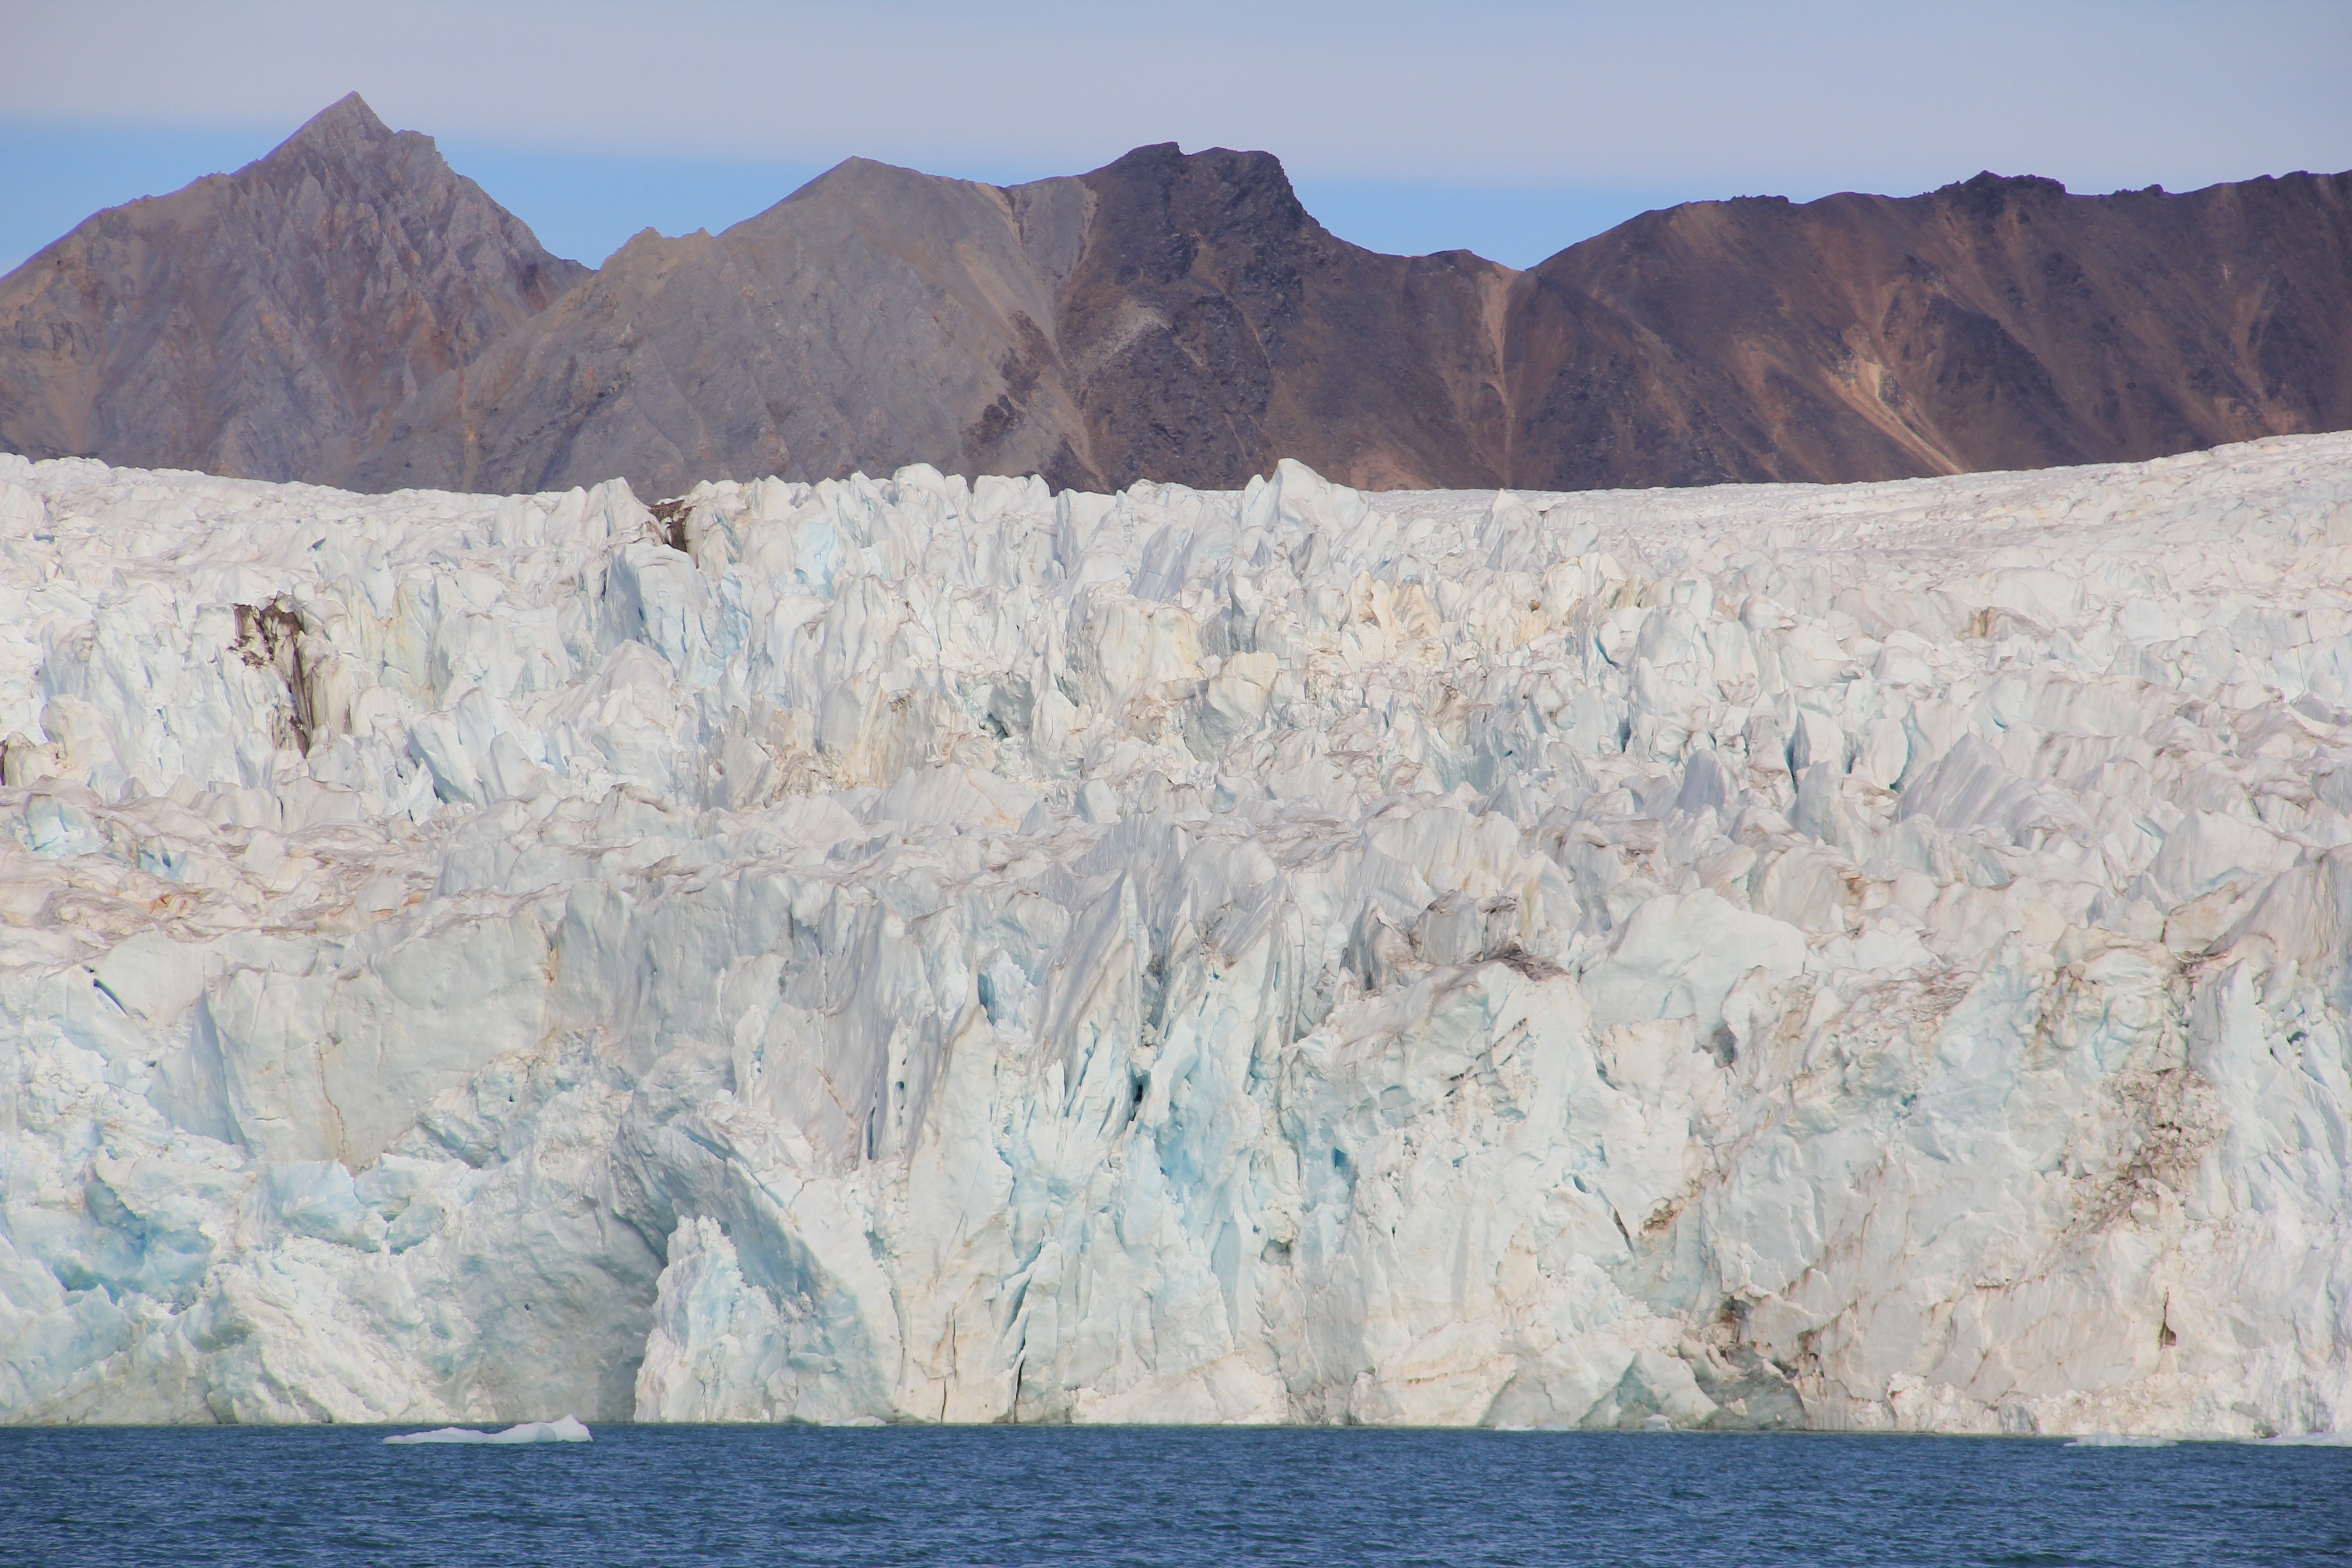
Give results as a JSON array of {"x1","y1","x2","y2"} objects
[
  {"x1": 384, "y1": 1416, "x2": 592, "y2": 1445},
  {"x1": 2064, "y1": 1432, "x2": 2176, "y2": 1447}
]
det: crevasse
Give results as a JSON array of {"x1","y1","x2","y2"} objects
[{"x1": 0, "y1": 439, "x2": 2347, "y2": 1435}]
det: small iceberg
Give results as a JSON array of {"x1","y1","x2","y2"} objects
[
  {"x1": 2064, "y1": 1432, "x2": 2175, "y2": 1447},
  {"x1": 384, "y1": 1415, "x2": 592, "y2": 1445},
  {"x1": 2256, "y1": 1431, "x2": 2352, "y2": 1446}
]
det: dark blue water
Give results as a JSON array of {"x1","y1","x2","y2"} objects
[{"x1": 2, "y1": 1426, "x2": 2344, "y2": 1567}]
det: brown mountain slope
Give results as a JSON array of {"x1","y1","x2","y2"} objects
[
  {"x1": 1503, "y1": 170, "x2": 2352, "y2": 488},
  {"x1": 4, "y1": 95, "x2": 2348, "y2": 497},
  {"x1": 343, "y1": 157, "x2": 1102, "y2": 497},
  {"x1": 0, "y1": 94, "x2": 584, "y2": 481},
  {"x1": 1056, "y1": 144, "x2": 1511, "y2": 491},
  {"x1": 341, "y1": 157, "x2": 1101, "y2": 496},
  {"x1": 344, "y1": 143, "x2": 1513, "y2": 498}
]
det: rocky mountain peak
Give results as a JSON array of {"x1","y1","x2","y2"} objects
[
  {"x1": 264, "y1": 91, "x2": 397, "y2": 162},
  {"x1": 3, "y1": 102, "x2": 2347, "y2": 500},
  {"x1": 1934, "y1": 170, "x2": 2072, "y2": 216},
  {"x1": 0, "y1": 94, "x2": 585, "y2": 484},
  {"x1": 1083, "y1": 143, "x2": 1316, "y2": 245}
]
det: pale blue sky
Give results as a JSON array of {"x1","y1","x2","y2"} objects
[{"x1": 5, "y1": 0, "x2": 2347, "y2": 274}]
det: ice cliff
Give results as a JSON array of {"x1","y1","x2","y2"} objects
[{"x1": 1, "y1": 438, "x2": 2348, "y2": 1434}]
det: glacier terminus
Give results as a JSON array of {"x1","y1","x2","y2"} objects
[{"x1": 0, "y1": 437, "x2": 2347, "y2": 1436}]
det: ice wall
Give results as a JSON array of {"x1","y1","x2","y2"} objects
[{"x1": 1, "y1": 438, "x2": 2347, "y2": 1433}]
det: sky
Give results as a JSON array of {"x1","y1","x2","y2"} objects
[{"x1": 3, "y1": 0, "x2": 2348, "y2": 274}]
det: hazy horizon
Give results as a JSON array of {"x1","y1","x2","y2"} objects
[
  {"x1": 0, "y1": 115, "x2": 1735, "y2": 276},
  {"x1": 5, "y1": 0, "x2": 2347, "y2": 274}
]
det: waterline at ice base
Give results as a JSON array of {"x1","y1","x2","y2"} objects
[{"x1": 0, "y1": 437, "x2": 2347, "y2": 1436}]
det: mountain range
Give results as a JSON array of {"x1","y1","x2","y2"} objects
[{"x1": 4, "y1": 94, "x2": 2347, "y2": 497}]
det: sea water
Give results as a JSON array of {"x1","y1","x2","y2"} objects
[{"x1": 2, "y1": 1426, "x2": 2343, "y2": 1566}]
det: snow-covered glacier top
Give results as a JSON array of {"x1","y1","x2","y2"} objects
[{"x1": 1, "y1": 438, "x2": 2347, "y2": 1434}]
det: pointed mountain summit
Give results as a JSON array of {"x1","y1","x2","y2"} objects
[
  {"x1": 0, "y1": 94, "x2": 586, "y2": 482},
  {"x1": 269, "y1": 89, "x2": 399, "y2": 158},
  {"x1": 4, "y1": 98, "x2": 2348, "y2": 495}
]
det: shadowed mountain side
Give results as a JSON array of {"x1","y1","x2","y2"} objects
[
  {"x1": 1059, "y1": 144, "x2": 1513, "y2": 491},
  {"x1": 0, "y1": 94, "x2": 585, "y2": 482},
  {"x1": 347, "y1": 145, "x2": 1517, "y2": 498},
  {"x1": 1504, "y1": 171, "x2": 2352, "y2": 489},
  {"x1": 342, "y1": 159, "x2": 1105, "y2": 497}
]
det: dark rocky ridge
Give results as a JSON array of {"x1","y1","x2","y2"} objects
[
  {"x1": 0, "y1": 95, "x2": 586, "y2": 482},
  {"x1": 1049, "y1": 143, "x2": 1512, "y2": 493},
  {"x1": 5, "y1": 96, "x2": 2347, "y2": 495}
]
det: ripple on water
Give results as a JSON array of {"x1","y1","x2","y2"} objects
[{"x1": 2, "y1": 1426, "x2": 2347, "y2": 1568}]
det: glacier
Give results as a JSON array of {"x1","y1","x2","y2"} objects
[{"x1": 0, "y1": 436, "x2": 2348, "y2": 1436}]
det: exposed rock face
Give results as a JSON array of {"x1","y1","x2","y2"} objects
[
  {"x1": 1504, "y1": 172, "x2": 2352, "y2": 488},
  {"x1": 0, "y1": 95, "x2": 584, "y2": 482},
  {"x1": 343, "y1": 159, "x2": 1102, "y2": 498},
  {"x1": 3, "y1": 96, "x2": 2348, "y2": 495},
  {"x1": 343, "y1": 144, "x2": 1514, "y2": 498},
  {"x1": 1053, "y1": 144, "x2": 1511, "y2": 492}
]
